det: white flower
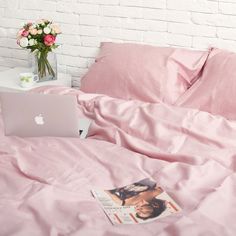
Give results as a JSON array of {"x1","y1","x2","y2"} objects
[
  {"x1": 29, "y1": 28, "x2": 38, "y2": 35},
  {"x1": 36, "y1": 19, "x2": 44, "y2": 25},
  {"x1": 43, "y1": 27, "x2": 51, "y2": 34},
  {"x1": 28, "y1": 39, "x2": 36, "y2": 46},
  {"x1": 50, "y1": 24, "x2": 61, "y2": 34},
  {"x1": 37, "y1": 29, "x2": 42, "y2": 34},
  {"x1": 19, "y1": 37, "x2": 28, "y2": 47},
  {"x1": 32, "y1": 49, "x2": 39, "y2": 54}
]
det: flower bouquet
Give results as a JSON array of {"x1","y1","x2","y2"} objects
[{"x1": 17, "y1": 19, "x2": 61, "y2": 81}]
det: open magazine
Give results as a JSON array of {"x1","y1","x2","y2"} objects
[{"x1": 91, "y1": 178, "x2": 181, "y2": 225}]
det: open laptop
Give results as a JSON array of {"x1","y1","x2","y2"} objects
[{"x1": 0, "y1": 92, "x2": 81, "y2": 137}]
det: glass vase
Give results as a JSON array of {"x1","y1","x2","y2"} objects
[{"x1": 32, "y1": 51, "x2": 57, "y2": 82}]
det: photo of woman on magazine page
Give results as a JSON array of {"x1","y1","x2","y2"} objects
[
  {"x1": 105, "y1": 179, "x2": 167, "y2": 220},
  {"x1": 92, "y1": 178, "x2": 181, "y2": 225}
]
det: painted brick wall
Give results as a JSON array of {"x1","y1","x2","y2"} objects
[{"x1": 0, "y1": 0, "x2": 236, "y2": 86}]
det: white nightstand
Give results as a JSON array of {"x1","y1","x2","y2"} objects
[{"x1": 0, "y1": 67, "x2": 72, "y2": 92}]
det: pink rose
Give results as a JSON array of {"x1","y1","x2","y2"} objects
[
  {"x1": 17, "y1": 28, "x2": 24, "y2": 38},
  {"x1": 21, "y1": 30, "x2": 29, "y2": 37},
  {"x1": 44, "y1": 34, "x2": 56, "y2": 46}
]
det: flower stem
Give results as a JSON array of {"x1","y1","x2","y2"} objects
[{"x1": 37, "y1": 51, "x2": 55, "y2": 80}]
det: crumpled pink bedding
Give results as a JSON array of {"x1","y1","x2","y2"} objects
[{"x1": 0, "y1": 86, "x2": 235, "y2": 236}]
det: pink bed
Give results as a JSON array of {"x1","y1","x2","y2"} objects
[
  {"x1": 1, "y1": 85, "x2": 235, "y2": 236},
  {"x1": 1, "y1": 44, "x2": 236, "y2": 235}
]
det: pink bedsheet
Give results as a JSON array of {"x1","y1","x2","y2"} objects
[{"x1": 0, "y1": 86, "x2": 235, "y2": 236}]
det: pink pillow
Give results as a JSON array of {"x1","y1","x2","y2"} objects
[
  {"x1": 80, "y1": 42, "x2": 209, "y2": 104},
  {"x1": 176, "y1": 48, "x2": 236, "y2": 120}
]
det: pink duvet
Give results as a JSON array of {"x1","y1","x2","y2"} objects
[{"x1": 0, "y1": 86, "x2": 235, "y2": 236}]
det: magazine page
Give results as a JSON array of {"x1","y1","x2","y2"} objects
[{"x1": 91, "y1": 178, "x2": 181, "y2": 225}]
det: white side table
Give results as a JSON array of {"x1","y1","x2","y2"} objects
[{"x1": 0, "y1": 67, "x2": 72, "y2": 92}]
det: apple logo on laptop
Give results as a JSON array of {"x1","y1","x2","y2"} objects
[{"x1": 34, "y1": 114, "x2": 44, "y2": 125}]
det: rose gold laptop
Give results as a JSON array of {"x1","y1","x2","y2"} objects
[{"x1": 0, "y1": 92, "x2": 80, "y2": 137}]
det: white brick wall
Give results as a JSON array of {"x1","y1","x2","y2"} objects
[{"x1": 1, "y1": 0, "x2": 236, "y2": 86}]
